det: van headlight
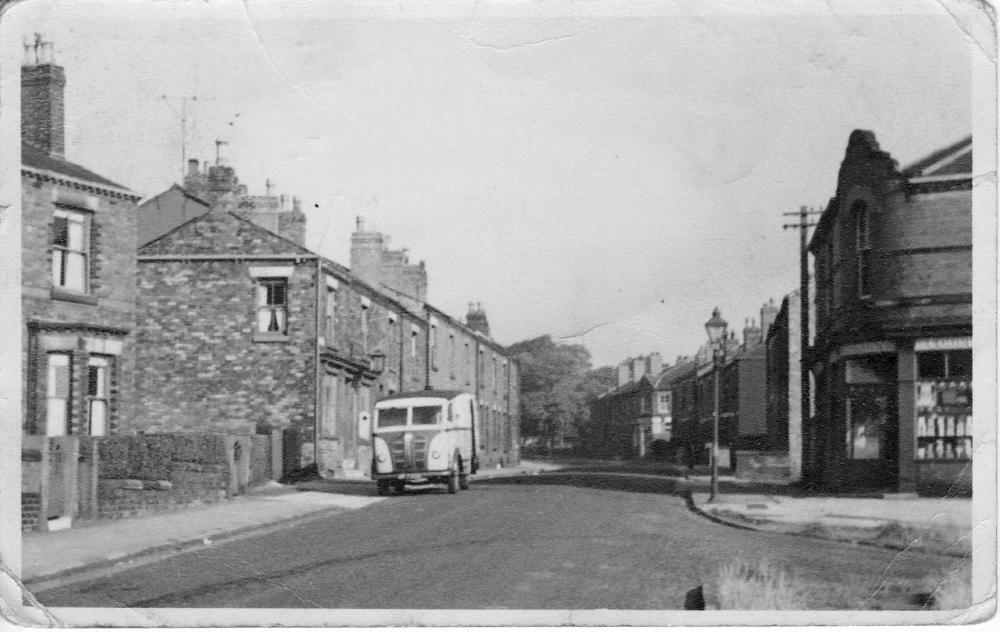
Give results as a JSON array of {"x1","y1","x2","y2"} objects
[
  {"x1": 427, "y1": 434, "x2": 449, "y2": 468},
  {"x1": 373, "y1": 437, "x2": 393, "y2": 473}
]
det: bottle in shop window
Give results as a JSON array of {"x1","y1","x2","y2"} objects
[
  {"x1": 945, "y1": 416, "x2": 955, "y2": 436},
  {"x1": 955, "y1": 416, "x2": 965, "y2": 436}
]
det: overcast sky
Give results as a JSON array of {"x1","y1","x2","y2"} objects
[{"x1": 3, "y1": 0, "x2": 980, "y2": 367}]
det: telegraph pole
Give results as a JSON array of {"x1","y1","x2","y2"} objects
[{"x1": 783, "y1": 206, "x2": 821, "y2": 479}]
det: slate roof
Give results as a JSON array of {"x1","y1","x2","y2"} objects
[
  {"x1": 22, "y1": 141, "x2": 130, "y2": 191},
  {"x1": 138, "y1": 208, "x2": 313, "y2": 256},
  {"x1": 137, "y1": 184, "x2": 211, "y2": 247},
  {"x1": 901, "y1": 136, "x2": 973, "y2": 178}
]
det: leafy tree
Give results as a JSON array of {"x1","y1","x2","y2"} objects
[{"x1": 509, "y1": 336, "x2": 614, "y2": 450}]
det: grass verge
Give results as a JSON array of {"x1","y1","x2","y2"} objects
[{"x1": 712, "y1": 556, "x2": 972, "y2": 610}]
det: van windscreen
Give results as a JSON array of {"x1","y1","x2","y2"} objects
[
  {"x1": 412, "y1": 406, "x2": 442, "y2": 425},
  {"x1": 377, "y1": 407, "x2": 407, "y2": 428}
]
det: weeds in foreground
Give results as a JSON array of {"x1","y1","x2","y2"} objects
[
  {"x1": 713, "y1": 556, "x2": 972, "y2": 610},
  {"x1": 926, "y1": 567, "x2": 973, "y2": 610},
  {"x1": 715, "y1": 558, "x2": 809, "y2": 610}
]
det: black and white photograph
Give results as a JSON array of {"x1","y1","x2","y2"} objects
[{"x1": 0, "y1": 0, "x2": 995, "y2": 626}]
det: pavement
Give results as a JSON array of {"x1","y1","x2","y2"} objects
[
  {"x1": 17, "y1": 458, "x2": 972, "y2": 589},
  {"x1": 683, "y1": 478, "x2": 973, "y2": 558}
]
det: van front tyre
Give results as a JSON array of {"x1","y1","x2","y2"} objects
[
  {"x1": 459, "y1": 472, "x2": 470, "y2": 490},
  {"x1": 447, "y1": 467, "x2": 458, "y2": 494}
]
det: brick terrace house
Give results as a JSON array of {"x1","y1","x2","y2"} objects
[
  {"x1": 588, "y1": 354, "x2": 670, "y2": 458},
  {"x1": 18, "y1": 39, "x2": 143, "y2": 529},
  {"x1": 135, "y1": 165, "x2": 518, "y2": 478},
  {"x1": 21, "y1": 39, "x2": 142, "y2": 441},
  {"x1": 677, "y1": 309, "x2": 771, "y2": 470},
  {"x1": 806, "y1": 131, "x2": 972, "y2": 494}
]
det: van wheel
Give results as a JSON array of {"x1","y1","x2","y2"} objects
[
  {"x1": 376, "y1": 481, "x2": 390, "y2": 496},
  {"x1": 459, "y1": 471, "x2": 470, "y2": 490},
  {"x1": 393, "y1": 481, "x2": 405, "y2": 495},
  {"x1": 446, "y1": 466, "x2": 458, "y2": 494}
]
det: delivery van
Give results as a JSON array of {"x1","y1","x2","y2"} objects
[{"x1": 370, "y1": 390, "x2": 479, "y2": 494}]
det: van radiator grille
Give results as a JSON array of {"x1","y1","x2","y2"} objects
[
  {"x1": 413, "y1": 435, "x2": 428, "y2": 471},
  {"x1": 389, "y1": 437, "x2": 406, "y2": 470}
]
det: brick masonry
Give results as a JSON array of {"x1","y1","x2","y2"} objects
[
  {"x1": 137, "y1": 205, "x2": 520, "y2": 476},
  {"x1": 22, "y1": 175, "x2": 140, "y2": 436},
  {"x1": 136, "y1": 258, "x2": 316, "y2": 436},
  {"x1": 807, "y1": 131, "x2": 972, "y2": 494}
]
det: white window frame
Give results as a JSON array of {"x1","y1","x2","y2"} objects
[
  {"x1": 256, "y1": 278, "x2": 289, "y2": 336},
  {"x1": 51, "y1": 208, "x2": 90, "y2": 293},
  {"x1": 87, "y1": 356, "x2": 110, "y2": 436},
  {"x1": 46, "y1": 352, "x2": 72, "y2": 436},
  {"x1": 250, "y1": 266, "x2": 293, "y2": 340}
]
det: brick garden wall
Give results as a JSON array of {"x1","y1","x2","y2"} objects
[{"x1": 89, "y1": 434, "x2": 236, "y2": 522}]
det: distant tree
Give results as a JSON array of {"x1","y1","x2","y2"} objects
[{"x1": 509, "y1": 336, "x2": 615, "y2": 450}]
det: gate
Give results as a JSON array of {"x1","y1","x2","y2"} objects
[{"x1": 46, "y1": 436, "x2": 79, "y2": 522}]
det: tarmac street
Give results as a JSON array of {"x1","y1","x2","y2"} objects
[{"x1": 28, "y1": 471, "x2": 967, "y2": 611}]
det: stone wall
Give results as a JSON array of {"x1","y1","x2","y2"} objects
[{"x1": 88, "y1": 434, "x2": 237, "y2": 522}]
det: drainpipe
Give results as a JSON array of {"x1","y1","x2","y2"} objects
[
  {"x1": 398, "y1": 316, "x2": 405, "y2": 390},
  {"x1": 424, "y1": 308, "x2": 432, "y2": 390},
  {"x1": 314, "y1": 258, "x2": 322, "y2": 470}
]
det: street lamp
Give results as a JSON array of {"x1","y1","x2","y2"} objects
[{"x1": 704, "y1": 307, "x2": 728, "y2": 503}]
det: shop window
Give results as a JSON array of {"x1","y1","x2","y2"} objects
[
  {"x1": 46, "y1": 353, "x2": 71, "y2": 436},
  {"x1": 845, "y1": 388, "x2": 889, "y2": 460},
  {"x1": 86, "y1": 356, "x2": 110, "y2": 436},
  {"x1": 843, "y1": 356, "x2": 894, "y2": 460},
  {"x1": 853, "y1": 201, "x2": 872, "y2": 298},
  {"x1": 256, "y1": 278, "x2": 288, "y2": 335},
  {"x1": 52, "y1": 209, "x2": 90, "y2": 293},
  {"x1": 916, "y1": 349, "x2": 972, "y2": 461}
]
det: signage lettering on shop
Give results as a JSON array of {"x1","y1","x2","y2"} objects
[{"x1": 914, "y1": 337, "x2": 972, "y2": 352}]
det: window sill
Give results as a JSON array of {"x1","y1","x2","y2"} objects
[
  {"x1": 253, "y1": 332, "x2": 290, "y2": 343},
  {"x1": 51, "y1": 289, "x2": 98, "y2": 305}
]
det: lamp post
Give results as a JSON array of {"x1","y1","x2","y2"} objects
[{"x1": 704, "y1": 307, "x2": 728, "y2": 504}]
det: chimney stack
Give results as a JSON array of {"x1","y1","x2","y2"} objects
[
  {"x1": 647, "y1": 352, "x2": 663, "y2": 378},
  {"x1": 760, "y1": 297, "x2": 779, "y2": 341},
  {"x1": 21, "y1": 33, "x2": 66, "y2": 158},
  {"x1": 466, "y1": 302, "x2": 491, "y2": 337},
  {"x1": 617, "y1": 362, "x2": 630, "y2": 387}
]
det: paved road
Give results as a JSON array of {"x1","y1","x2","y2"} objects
[{"x1": 35, "y1": 473, "x2": 962, "y2": 609}]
